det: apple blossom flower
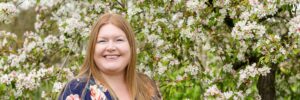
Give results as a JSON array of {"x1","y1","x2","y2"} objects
[
  {"x1": 204, "y1": 85, "x2": 222, "y2": 97},
  {"x1": 0, "y1": 2, "x2": 19, "y2": 24},
  {"x1": 53, "y1": 82, "x2": 64, "y2": 92}
]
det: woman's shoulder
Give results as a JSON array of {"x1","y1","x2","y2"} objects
[
  {"x1": 58, "y1": 77, "x2": 90, "y2": 100},
  {"x1": 68, "y1": 78, "x2": 88, "y2": 89}
]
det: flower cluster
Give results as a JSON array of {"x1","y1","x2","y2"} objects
[
  {"x1": 238, "y1": 63, "x2": 271, "y2": 86},
  {"x1": 0, "y1": 31, "x2": 17, "y2": 49},
  {"x1": 204, "y1": 85, "x2": 249, "y2": 100},
  {"x1": 288, "y1": 15, "x2": 300, "y2": 35},
  {"x1": 53, "y1": 82, "x2": 64, "y2": 93},
  {"x1": 17, "y1": 0, "x2": 36, "y2": 10},
  {"x1": 184, "y1": 64, "x2": 199, "y2": 76},
  {"x1": 0, "y1": 66, "x2": 54, "y2": 97},
  {"x1": 186, "y1": 0, "x2": 207, "y2": 11},
  {"x1": 0, "y1": 2, "x2": 19, "y2": 24},
  {"x1": 231, "y1": 20, "x2": 266, "y2": 40}
]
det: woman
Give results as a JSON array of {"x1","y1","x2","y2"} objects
[{"x1": 59, "y1": 13, "x2": 161, "y2": 100}]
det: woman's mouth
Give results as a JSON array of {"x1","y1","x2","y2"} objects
[{"x1": 104, "y1": 55, "x2": 120, "y2": 60}]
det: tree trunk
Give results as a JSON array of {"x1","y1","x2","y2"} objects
[{"x1": 257, "y1": 68, "x2": 276, "y2": 100}]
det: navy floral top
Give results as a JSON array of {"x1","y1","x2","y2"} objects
[
  {"x1": 59, "y1": 74, "x2": 161, "y2": 100},
  {"x1": 59, "y1": 77, "x2": 113, "y2": 100}
]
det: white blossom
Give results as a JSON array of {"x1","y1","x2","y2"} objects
[
  {"x1": 44, "y1": 35, "x2": 59, "y2": 44},
  {"x1": 170, "y1": 59, "x2": 179, "y2": 66},
  {"x1": 279, "y1": 47, "x2": 286, "y2": 55},
  {"x1": 203, "y1": 42, "x2": 211, "y2": 51},
  {"x1": 180, "y1": 28, "x2": 194, "y2": 39},
  {"x1": 249, "y1": 0, "x2": 260, "y2": 7},
  {"x1": 186, "y1": 0, "x2": 199, "y2": 10},
  {"x1": 258, "y1": 66, "x2": 271, "y2": 76},
  {"x1": 41, "y1": 91, "x2": 46, "y2": 98},
  {"x1": 214, "y1": 0, "x2": 231, "y2": 7},
  {"x1": 8, "y1": 53, "x2": 26, "y2": 67},
  {"x1": 186, "y1": 0, "x2": 207, "y2": 11},
  {"x1": 232, "y1": 20, "x2": 266, "y2": 40},
  {"x1": 178, "y1": 19, "x2": 184, "y2": 28},
  {"x1": 185, "y1": 64, "x2": 199, "y2": 76},
  {"x1": 288, "y1": 15, "x2": 300, "y2": 35},
  {"x1": 58, "y1": 17, "x2": 86, "y2": 34},
  {"x1": 25, "y1": 42, "x2": 37, "y2": 53},
  {"x1": 0, "y1": 2, "x2": 19, "y2": 24},
  {"x1": 17, "y1": 0, "x2": 36, "y2": 10},
  {"x1": 204, "y1": 85, "x2": 222, "y2": 97},
  {"x1": 176, "y1": 75, "x2": 183, "y2": 81},
  {"x1": 53, "y1": 82, "x2": 64, "y2": 92},
  {"x1": 14, "y1": 89, "x2": 22, "y2": 97},
  {"x1": 155, "y1": 39, "x2": 164, "y2": 47},
  {"x1": 237, "y1": 52, "x2": 245, "y2": 61},
  {"x1": 127, "y1": 1, "x2": 142, "y2": 19},
  {"x1": 187, "y1": 16, "x2": 195, "y2": 26},
  {"x1": 34, "y1": 21, "x2": 43, "y2": 31},
  {"x1": 1, "y1": 38, "x2": 7, "y2": 48},
  {"x1": 0, "y1": 74, "x2": 12, "y2": 85},
  {"x1": 15, "y1": 72, "x2": 39, "y2": 91},
  {"x1": 157, "y1": 62, "x2": 167, "y2": 75},
  {"x1": 238, "y1": 63, "x2": 258, "y2": 85},
  {"x1": 223, "y1": 63, "x2": 234, "y2": 73},
  {"x1": 239, "y1": 11, "x2": 251, "y2": 20},
  {"x1": 39, "y1": 0, "x2": 60, "y2": 8},
  {"x1": 223, "y1": 91, "x2": 234, "y2": 99},
  {"x1": 274, "y1": 34, "x2": 281, "y2": 40},
  {"x1": 172, "y1": 12, "x2": 183, "y2": 21}
]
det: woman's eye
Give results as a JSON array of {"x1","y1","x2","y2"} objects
[
  {"x1": 117, "y1": 39, "x2": 124, "y2": 41},
  {"x1": 97, "y1": 40, "x2": 106, "y2": 43}
]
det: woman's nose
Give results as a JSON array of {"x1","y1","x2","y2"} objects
[{"x1": 106, "y1": 41, "x2": 116, "y2": 52}]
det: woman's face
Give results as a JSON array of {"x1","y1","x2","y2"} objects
[{"x1": 94, "y1": 24, "x2": 131, "y2": 75}]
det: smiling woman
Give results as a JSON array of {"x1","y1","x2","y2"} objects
[{"x1": 58, "y1": 13, "x2": 161, "y2": 100}]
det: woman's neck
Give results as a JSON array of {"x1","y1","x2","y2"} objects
[
  {"x1": 101, "y1": 71, "x2": 126, "y2": 85},
  {"x1": 100, "y1": 71, "x2": 131, "y2": 100}
]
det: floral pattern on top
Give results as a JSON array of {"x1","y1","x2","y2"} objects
[
  {"x1": 66, "y1": 94, "x2": 80, "y2": 100},
  {"x1": 59, "y1": 77, "x2": 112, "y2": 100},
  {"x1": 90, "y1": 84, "x2": 107, "y2": 100},
  {"x1": 59, "y1": 74, "x2": 161, "y2": 100}
]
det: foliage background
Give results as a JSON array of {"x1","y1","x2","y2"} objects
[{"x1": 0, "y1": 0, "x2": 300, "y2": 99}]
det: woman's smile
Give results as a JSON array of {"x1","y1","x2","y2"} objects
[{"x1": 104, "y1": 54, "x2": 120, "y2": 61}]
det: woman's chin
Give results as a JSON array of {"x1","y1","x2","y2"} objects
[{"x1": 100, "y1": 67, "x2": 126, "y2": 75}]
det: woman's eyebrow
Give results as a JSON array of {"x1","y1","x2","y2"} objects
[
  {"x1": 116, "y1": 36, "x2": 126, "y2": 38},
  {"x1": 97, "y1": 35, "x2": 125, "y2": 39},
  {"x1": 97, "y1": 37, "x2": 108, "y2": 39}
]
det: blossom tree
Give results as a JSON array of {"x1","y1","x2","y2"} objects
[{"x1": 0, "y1": 0, "x2": 300, "y2": 99}]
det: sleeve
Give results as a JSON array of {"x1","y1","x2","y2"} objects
[{"x1": 58, "y1": 79, "x2": 89, "y2": 100}]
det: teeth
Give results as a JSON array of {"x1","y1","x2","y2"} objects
[{"x1": 105, "y1": 55, "x2": 119, "y2": 59}]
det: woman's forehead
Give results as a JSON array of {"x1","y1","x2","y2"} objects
[{"x1": 97, "y1": 24, "x2": 126, "y2": 38}]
